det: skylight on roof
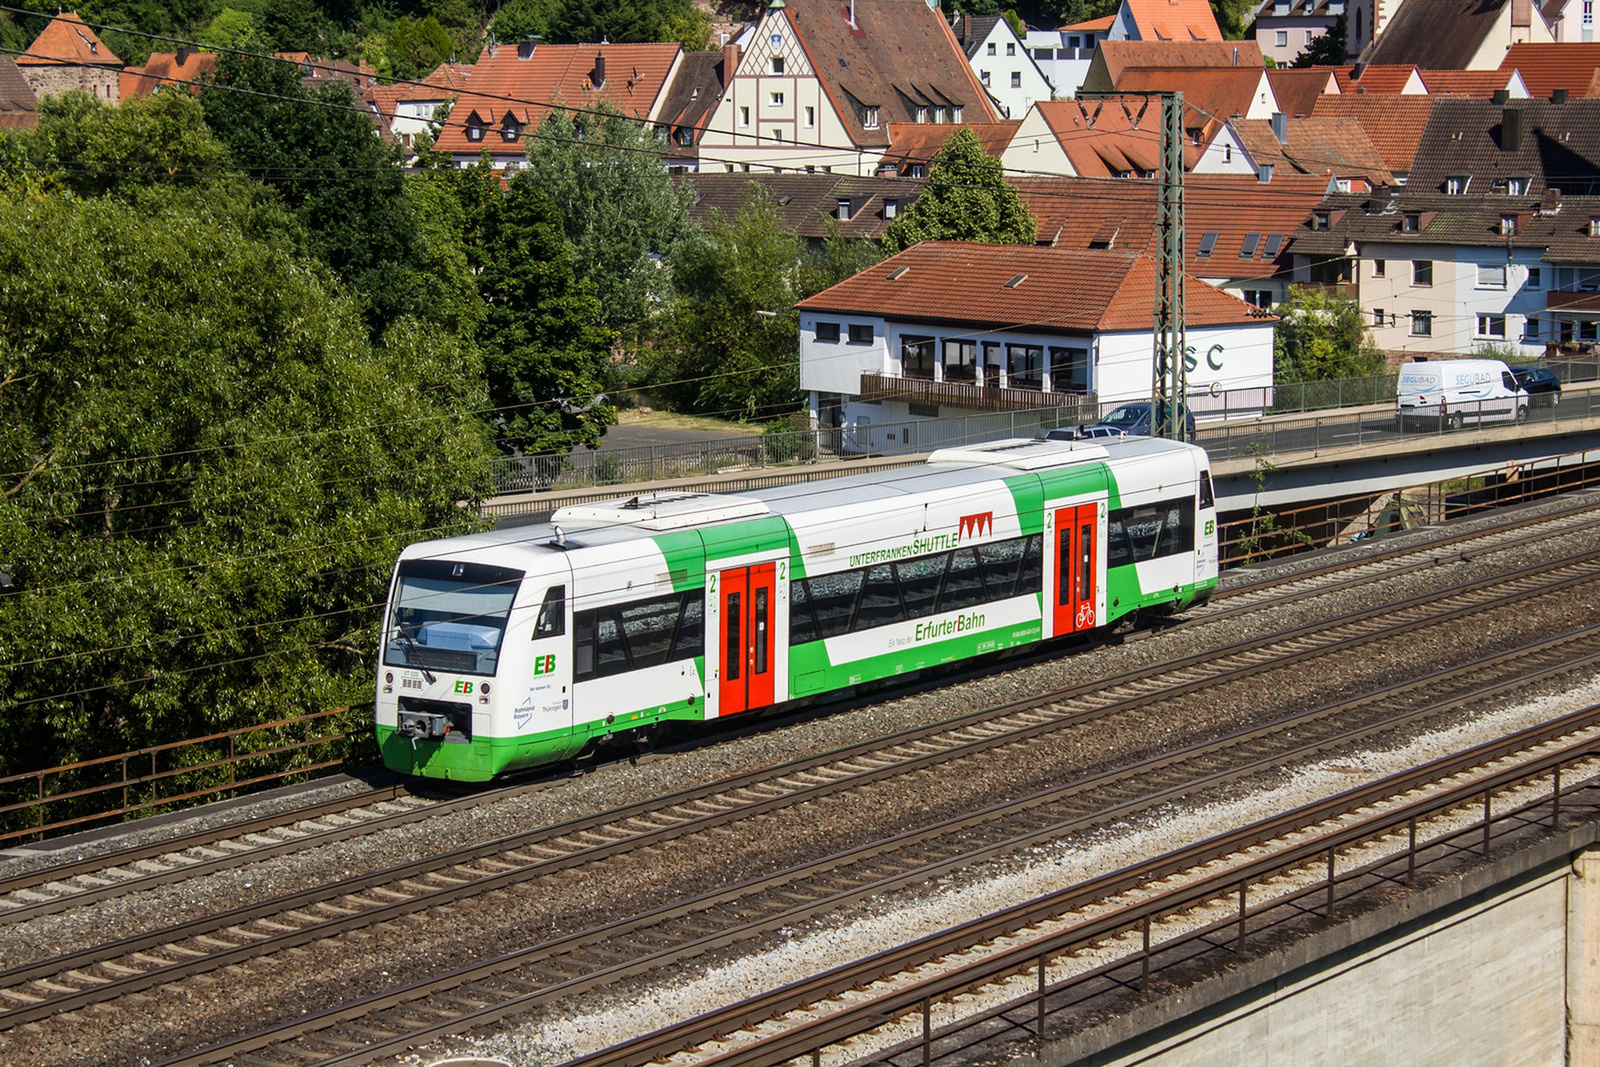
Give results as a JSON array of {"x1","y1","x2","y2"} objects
[
  {"x1": 1003, "y1": 273, "x2": 1028, "y2": 288},
  {"x1": 888, "y1": 266, "x2": 910, "y2": 280},
  {"x1": 1239, "y1": 232, "x2": 1261, "y2": 258},
  {"x1": 1261, "y1": 233, "x2": 1284, "y2": 258},
  {"x1": 1196, "y1": 231, "x2": 1220, "y2": 257}
]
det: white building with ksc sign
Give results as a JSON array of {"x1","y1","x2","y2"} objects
[{"x1": 795, "y1": 241, "x2": 1276, "y2": 439}]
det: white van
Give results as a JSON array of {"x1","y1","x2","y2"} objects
[{"x1": 1396, "y1": 359, "x2": 1529, "y2": 430}]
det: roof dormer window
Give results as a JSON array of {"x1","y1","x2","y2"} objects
[
  {"x1": 1507, "y1": 176, "x2": 1527, "y2": 195},
  {"x1": 501, "y1": 120, "x2": 520, "y2": 142},
  {"x1": 467, "y1": 124, "x2": 484, "y2": 141},
  {"x1": 1501, "y1": 215, "x2": 1518, "y2": 235},
  {"x1": 1403, "y1": 212, "x2": 1420, "y2": 232},
  {"x1": 915, "y1": 106, "x2": 928, "y2": 123},
  {"x1": 864, "y1": 106, "x2": 880, "y2": 129},
  {"x1": 1445, "y1": 175, "x2": 1470, "y2": 195},
  {"x1": 934, "y1": 107, "x2": 946, "y2": 123},
  {"x1": 1589, "y1": 216, "x2": 1600, "y2": 237}
]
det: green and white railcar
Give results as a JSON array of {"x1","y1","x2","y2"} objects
[{"x1": 376, "y1": 436, "x2": 1219, "y2": 782}]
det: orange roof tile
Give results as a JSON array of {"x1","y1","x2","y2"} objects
[
  {"x1": 1418, "y1": 69, "x2": 1516, "y2": 96},
  {"x1": 1309, "y1": 93, "x2": 1437, "y2": 172},
  {"x1": 795, "y1": 241, "x2": 1269, "y2": 332},
  {"x1": 399, "y1": 61, "x2": 470, "y2": 102},
  {"x1": 1121, "y1": 0, "x2": 1223, "y2": 40},
  {"x1": 0, "y1": 55, "x2": 36, "y2": 124},
  {"x1": 1266, "y1": 68, "x2": 1338, "y2": 117},
  {"x1": 1013, "y1": 173, "x2": 1327, "y2": 276},
  {"x1": 17, "y1": 12, "x2": 121, "y2": 67},
  {"x1": 432, "y1": 42, "x2": 681, "y2": 157},
  {"x1": 1088, "y1": 40, "x2": 1263, "y2": 91},
  {"x1": 880, "y1": 121, "x2": 1019, "y2": 173},
  {"x1": 1113, "y1": 66, "x2": 1271, "y2": 127},
  {"x1": 1030, "y1": 98, "x2": 1195, "y2": 178},
  {"x1": 1060, "y1": 14, "x2": 1115, "y2": 31},
  {"x1": 1499, "y1": 43, "x2": 1600, "y2": 98},
  {"x1": 1331, "y1": 64, "x2": 1422, "y2": 94},
  {"x1": 1233, "y1": 116, "x2": 1393, "y2": 185},
  {"x1": 119, "y1": 49, "x2": 216, "y2": 99}
]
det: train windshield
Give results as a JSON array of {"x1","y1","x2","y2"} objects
[{"x1": 384, "y1": 560, "x2": 524, "y2": 676}]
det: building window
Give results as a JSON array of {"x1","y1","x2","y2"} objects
[
  {"x1": 1590, "y1": 217, "x2": 1600, "y2": 237},
  {"x1": 1585, "y1": 0, "x2": 1593, "y2": 25},
  {"x1": 1196, "y1": 231, "x2": 1219, "y2": 257},
  {"x1": 1373, "y1": 308, "x2": 1386, "y2": 326},
  {"x1": 501, "y1": 123, "x2": 520, "y2": 142},
  {"x1": 771, "y1": 56, "x2": 784, "y2": 74},
  {"x1": 987, "y1": 42, "x2": 997, "y2": 54},
  {"x1": 1006, "y1": 41, "x2": 1016, "y2": 55},
  {"x1": 1373, "y1": 258, "x2": 1386, "y2": 277},
  {"x1": 942, "y1": 339, "x2": 976, "y2": 381},
  {"x1": 1276, "y1": 30, "x2": 1288, "y2": 46},
  {"x1": 1413, "y1": 260, "x2": 1434, "y2": 286},
  {"x1": 1224, "y1": 144, "x2": 1232, "y2": 163},
  {"x1": 848, "y1": 323, "x2": 873, "y2": 344},
  {"x1": 884, "y1": 198, "x2": 898, "y2": 218},
  {"x1": 1239, "y1": 232, "x2": 1261, "y2": 258},
  {"x1": 934, "y1": 107, "x2": 946, "y2": 123},
  {"x1": 805, "y1": 106, "x2": 815, "y2": 127},
  {"x1": 909, "y1": 163, "x2": 926, "y2": 178},
  {"x1": 952, "y1": 107, "x2": 963, "y2": 122},
  {"x1": 1243, "y1": 289, "x2": 1272, "y2": 307},
  {"x1": 1007, "y1": 344, "x2": 1044, "y2": 390},
  {"x1": 1411, "y1": 310, "x2": 1433, "y2": 336},
  {"x1": 467, "y1": 124, "x2": 484, "y2": 141},
  {"x1": 1500, "y1": 215, "x2": 1517, "y2": 235},
  {"x1": 1403, "y1": 213, "x2": 1421, "y2": 232},
  {"x1": 815, "y1": 321, "x2": 840, "y2": 342},
  {"x1": 1445, "y1": 175, "x2": 1470, "y2": 195},
  {"x1": 740, "y1": 106, "x2": 750, "y2": 127},
  {"x1": 771, "y1": 128, "x2": 783, "y2": 142},
  {"x1": 864, "y1": 107, "x2": 880, "y2": 129},
  {"x1": 1477, "y1": 314, "x2": 1507, "y2": 338},
  {"x1": 1306, "y1": 28, "x2": 1314, "y2": 43},
  {"x1": 1507, "y1": 177, "x2": 1526, "y2": 195},
  {"x1": 1528, "y1": 267, "x2": 1542, "y2": 289},
  {"x1": 1527, "y1": 316, "x2": 1541, "y2": 339},
  {"x1": 770, "y1": 91, "x2": 784, "y2": 106},
  {"x1": 1011, "y1": 71, "x2": 1022, "y2": 88},
  {"x1": 836, "y1": 198, "x2": 851, "y2": 220},
  {"x1": 1313, "y1": 210, "x2": 1331, "y2": 230},
  {"x1": 915, "y1": 106, "x2": 928, "y2": 123},
  {"x1": 1048, "y1": 346, "x2": 1089, "y2": 393},
  {"x1": 902, "y1": 336, "x2": 936, "y2": 379},
  {"x1": 981, "y1": 70, "x2": 991, "y2": 85},
  {"x1": 1478, "y1": 263, "x2": 1507, "y2": 289}
]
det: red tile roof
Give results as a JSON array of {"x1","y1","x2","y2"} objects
[
  {"x1": 880, "y1": 121, "x2": 1019, "y2": 174},
  {"x1": 1330, "y1": 64, "x2": 1421, "y2": 94},
  {"x1": 1418, "y1": 69, "x2": 1517, "y2": 96},
  {"x1": 1060, "y1": 14, "x2": 1115, "y2": 30},
  {"x1": 1090, "y1": 40, "x2": 1263, "y2": 88},
  {"x1": 1013, "y1": 173, "x2": 1328, "y2": 277},
  {"x1": 120, "y1": 49, "x2": 216, "y2": 99},
  {"x1": 1309, "y1": 93, "x2": 1437, "y2": 172},
  {"x1": 796, "y1": 241, "x2": 1269, "y2": 332},
  {"x1": 432, "y1": 42, "x2": 681, "y2": 157},
  {"x1": 1266, "y1": 68, "x2": 1338, "y2": 118},
  {"x1": 1233, "y1": 116, "x2": 1393, "y2": 185},
  {"x1": 18, "y1": 12, "x2": 121, "y2": 67},
  {"x1": 363, "y1": 82, "x2": 406, "y2": 141},
  {"x1": 398, "y1": 61, "x2": 471, "y2": 102},
  {"x1": 1029, "y1": 98, "x2": 1195, "y2": 177},
  {"x1": 0, "y1": 56, "x2": 36, "y2": 126},
  {"x1": 1120, "y1": 0, "x2": 1223, "y2": 40},
  {"x1": 1113, "y1": 66, "x2": 1271, "y2": 128},
  {"x1": 1498, "y1": 43, "x2": 1600, "y2": 98}
]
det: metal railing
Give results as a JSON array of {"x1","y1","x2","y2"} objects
[{"x1": 0, "y1": 707, "x2": 365, "y2": 845}]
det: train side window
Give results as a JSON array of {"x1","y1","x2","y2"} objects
[
  {"x1": 619, "y1": 596, "x2": 681, "y2": 669},
  {"x1": 975, "y1": 539, "x2": 1025, "y2": 597},
  {"x1": 1057, "y1": 527, "x2": 1073, "y2": 603},
  {"x1": 938, "y1": 548, "x2": 986, "y2": 612},
  {"x1": 1079, "y1": 524, "x2": 1092, "y2": 600},
  {"x1": 594, "y1": 611, "x2": 629, "y2": 676},
  {"x1": 807, "y1": 570, "x2": 863, "y2": 639},
  {"x1": 789, "y1": 580, "x2": 819, "y2": 644},
  {"x1": 535, "y1": 585, "x2": 566, "y2": 637},
  {"x1": 895, "y1": 555, "x2": 946, "y2": 617},
  {"x1": 671, "y1": 595, "x2": 705, "y2": 659},
  {"x1": 855, "y1": 564, "x2": 905, "y2": 630},
  {"x1": 573, "y1": 591, "x2": 703, "y2": 681},
  {"x1": 1108, "y1": 498, "x2": 1195, "y2": 566},
  {"x1": 1198, "y1": 471, "x2": 1216, "y2": 510},
  {"x1": 754, "y1": 588, "x2": 769, "y2": 674},
  {"x1": 574, "y1": 612, "x2": 596, "y2": 679},
  {"x1": 1018, "y1": 535, "x2": 1042, "y2": 593},
  {"x1": 725, "y1": 591, "x2": 741, "y2": 681}
]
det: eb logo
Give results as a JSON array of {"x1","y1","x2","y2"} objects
[
  {"x1": 1204, "y1": 519, "x2": 1216, "y2": 536},
  {"x1": 453, "y1": 680, "x2": 474, "y2": 694},
  {"x1": 533, "y1": 655, "x2": 556, "y2": 675}
]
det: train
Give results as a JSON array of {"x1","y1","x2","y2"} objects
[{"x1": 376, "y1": 435, "x2": 1220, "y2": 782}]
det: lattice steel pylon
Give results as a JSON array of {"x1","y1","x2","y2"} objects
[{"x1": 1149, "y1": 91, "x2": 1187, "y2": 441}]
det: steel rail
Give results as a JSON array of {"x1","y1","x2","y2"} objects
[
  {"x1": 559, "y1": 708, "x2": 1600, "y2": 1067},
  {"x1": 3, "y1": 549, "x2": 1599, "y2": 1034},
  {"x1": 8, "y1": 495, "x2": 1594, "y2": 925},
  {"x1": 149, "y1": 627, "x2": 1600, "y2": 1067}
]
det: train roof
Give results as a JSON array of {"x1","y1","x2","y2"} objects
[{"x1": 403, "y1": 435, "x2": 1203, "y2": 567}]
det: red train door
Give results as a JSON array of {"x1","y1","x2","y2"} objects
[
  {"x1": 718, "y1": 563, "x2": 776, "y2": 715},
  {"x1": 1053, "y1": 504, "x2": 1098, "y2": 636}
]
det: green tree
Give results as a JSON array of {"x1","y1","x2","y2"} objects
[
  {"x1": 522, "y1": 105, "x2": 693, "y2": 350},
  {"x1": 263, "y1": 0, "x2": 326, "y2": 51},
  {"x1": 490, "y1": 0, "x2": 558, "y2": 44},
  {"x1": 384, "y1": 15, "x2": 457, "y2": 81},
  {"x1": 545, "y1": 0, "x2": 700, "y2": 45},
  {"x1": 0, "y1": 187, "x2": 493, "y2": 775},
  {"x1": 1292, "y1": 14, "x2": 1347, "y2": 67},
  {"x1": 653, "y1": 185, "x2": 802, "y2": 419},
  {"x1": 478, "y1": 175, "x2": 619, "y2": 452},
  {"x1": 1273, "y1": 286, "x2": 1387, "y2": 382},
  {"x1": 801, "y1": 220, "x2": 883, "y2": 297},
  {"x1": 198, "y1": 6, "x2": 269, "y2": 50},
  {"x1": 1209, "y1": 0, "x2": 1256, "y2": 37},
  {"x1": 883, "y1": 127, "x2": 1036, "y2": 253},
  {"x1": 201, "y1": 53, "x2": 419, "y2": 333}
]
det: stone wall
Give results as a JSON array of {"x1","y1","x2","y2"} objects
[{"x1": 19, "y1": 64, "x2": 119, "y2": 105}]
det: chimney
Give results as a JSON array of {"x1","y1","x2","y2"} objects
[
  {"x1": 1543, "y1": 186, "x2": 1562, "y2": 211},
  {"x1": 850, "y1": 0, "x2": 858, "y2": 27},
  {"x1": 722, "y1": 41, "x2": 741, "y2": 81},
  {"x1": 1554, "y1": 87, "x2": 1570, "y2": 104},
  {"x1": 592, "y1": 52, "x2": 606, "y2": 88},
  {"x1": 1232, "y1": 46, "x2": 1238, "y2": 66},
  {"x1": 1258, "y1": 162, "x2": 1275, "y2": 184},
  {"x1": 1351, "y1": 61, "x2": 1366, "y2": 80},
  {"x1": 1270, "y1": 111, "x2": 1287, "y2": 144},
  {"x1": 176, "y1": 45, "x2": 191, "y2": 65},
  {"x1": 517, "y1": 37, "x2": 537, "y2": 59},
  {"x1": 1492, "y1": 88, "x2": 1509, "y2": 105},
  {"x1": 1500, "y1": 107, "x2": 1522, "y2": 151}
]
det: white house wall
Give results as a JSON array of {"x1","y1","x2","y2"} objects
[
  {"x1": 1001, "y1": 105, "x2": 1077, "y2": 176},
  {"x1": 1096, "y1": 323, "x2": 1275, "y2": 403},
  {"x1": 970, "y1": 21, "x2": 1054, "y2": 119},
  {"x1": 1192, "y1": 125, "x2": 1257, "y2": 174},
  {"x1": 1357, "y1": 241, "x2": 1551, "y2": 356}
]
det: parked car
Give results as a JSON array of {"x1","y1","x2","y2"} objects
[
  {"x1": 1091, "y1": 402, "x2": 1196, "y2": 438},
  {"x1": 1507, "y1": 366, "x2": 1562, "y2": 407},
  {"x1": 1044, "y1": 425, "x2": 1126, "y2": 441}
]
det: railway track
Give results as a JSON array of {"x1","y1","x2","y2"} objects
[
  {"x1": 4, "y1": 494, "x2": 1597, "y2": 927},
  {"x1": 151, "y1": 621, "x2": 1600, "y2": 1066},
  {"x1": 4, "y1": 546, "x2": 1599, "y2": 1056}
]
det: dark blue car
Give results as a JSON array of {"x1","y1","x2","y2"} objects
[{"x1": 1093, "y1": 402, "x2": 1197, "y2": 438}]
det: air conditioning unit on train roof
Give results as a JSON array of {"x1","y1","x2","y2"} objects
[
  {"x1": 927, "y1": 439, "x2": 1110, "y2": 471},
  {"x1": 550, "y1": 491, "x2": 770, "y2": 531}
]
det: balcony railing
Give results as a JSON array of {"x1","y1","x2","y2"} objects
[{"x1": 860, "y1": 372, "x2": 1092, "y2": 413}]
